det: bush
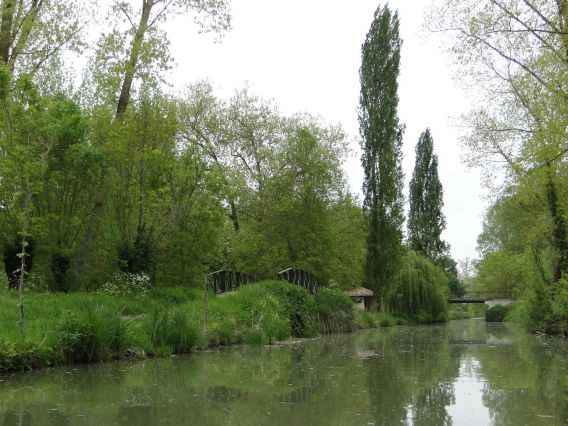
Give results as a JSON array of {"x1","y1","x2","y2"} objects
[
  {"x1": 234, "y1": 281, "x2": 317, "y2": 337},
  {"x1": 262, "y1": 317, "x2": 291, "y2": 344},
  {"x1": 243, "y1": 329, "x2": 266, "y2": 345},
  {"x1": 100, "y1": 272, "x2": 151, "y2": 298},
  {"x1": 314, "y1": 287, "x2": 355, "y2": 333},
  {"x1": 57, "y1": 305, "x2": 128, "y2": 363},
  {"x1": 145, "y1": 308, "x2": 200, "y2": 354},
  {"x1": 485, "y1": 304, "x2": 510, "y2": 322},
  {"x1": 547, "y1": 279, "x2": 568, "y2": 335},
  {"x1": 149, "y1": 286, "x2": 199, "y2": 304},
  {"x1": 525, "y1": 283, "x2": 553, "y2": 332},
  {"x1": 356, "y1": 311, "x2": 397, "y2": 329}
]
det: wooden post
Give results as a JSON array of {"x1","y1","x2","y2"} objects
[{"x1": 203, "y1": 273, "x2": 208, "y2": 338}]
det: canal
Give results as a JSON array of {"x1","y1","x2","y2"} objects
[{"x1": 1, "y1": 319, "x2": 567, "y2": 425}]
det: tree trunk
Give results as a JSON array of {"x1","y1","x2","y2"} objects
[
  {"x1": 228, "y1": 199, "x2": 240, "y2": 232},
  {"x1": 558, "y1": 0, "x2": 568, "y2": 62},
  {"x1": 0, "y1": 0, "x2": 13, "y2": 65},
  {"x1": 18, "y1": 191, "x2": 31, "y2": 342},
  {"x1": 115, "y1": 0, "x2": 153, "y2": 120},
  {"x1": 546, "y1": 167, "x2": 568, "y2": 282}
]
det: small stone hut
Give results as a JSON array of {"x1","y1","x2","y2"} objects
[{"x1": 346, "y1": 287, "x2": 377, "y2": 312}]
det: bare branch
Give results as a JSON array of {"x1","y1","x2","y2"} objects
[
  {"x1": 521, "y1": 0, "x2": 561, "y2": 33},
  {"x1": 115, "y1": 1, "x2": 137, "y2": 30}
]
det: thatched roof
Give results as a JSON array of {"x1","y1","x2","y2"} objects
[{"x1": 346, "y1": 287, "x2": 374, "y2": 297}]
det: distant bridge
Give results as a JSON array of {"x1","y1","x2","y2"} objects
[{"x1": 448, "y1": 291, "x2": 520, "y2": 306}]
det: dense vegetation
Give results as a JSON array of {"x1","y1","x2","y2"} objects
[
  {"x1": 0, "y1": 0, "x2": 474, "y2": 369},
  {"x1": 0, "y1": 0, "x2": 377, "y2": 343},
  {"x1": 430, "y1": 0, "x2": 568, "y2": 334},
  {"x1": 0, "y1": 280, "x2": 370, "y2": 372}
]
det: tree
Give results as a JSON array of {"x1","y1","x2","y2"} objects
[
  {"x1": 98, "y1": 0, "x2": 231, "y2": 120},
  {"x1": 0, "y1": 0, "x2": 88, "y2": 97},
  {"x1": 388, "y1": 250, "x2": 448, "y2": 323},
  {"x1": 429, "y1": 0, "x2": 568, "y2": 282},
  {"x1": 408, "y1": 129, "x2": 449, "y2": 265},
  {"x1": 359, "y1": 5, "x2": 405, "y2": 308}
]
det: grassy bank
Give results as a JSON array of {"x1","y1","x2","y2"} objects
[{"x1": 0, "y1": 281, "x2": 396, "y2": 373}]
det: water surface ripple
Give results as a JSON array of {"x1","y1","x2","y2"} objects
[{"x1": 1, "y1": 319, "x2": 567, "y2": 425}]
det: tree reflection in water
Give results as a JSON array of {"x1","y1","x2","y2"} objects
[{"x1": 0, "y1": 321, "x2": 567, "y2": 425}]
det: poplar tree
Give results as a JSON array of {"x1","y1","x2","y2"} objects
[
  {"x1": 408, "y1": 129, "x2": 448, "y2": 265},
  {"x1": 359, "y1": 5, "x2": 404, "y2": 308}
]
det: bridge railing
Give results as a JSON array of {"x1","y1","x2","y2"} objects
[
  {"x1": 207, "y1": 269, "x2": 256, "y2": 294},
  {"x1": 449, "y1": 291, "x2": 521, "y2": 300},
  {"x1": 276, "y1": 268, "x2": 321, "y2": 294}
]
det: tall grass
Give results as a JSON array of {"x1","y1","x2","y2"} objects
[
  {"x1": 58, "y1": 305, "x2": 128, "y2": 363},
  {"x1": 0, "y1": 280, "x2": 363, "y2": 372},
  {"x1": 145, "y1": 308, "x2": 200, "y2": 355}
]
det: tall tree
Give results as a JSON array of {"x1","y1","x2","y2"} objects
[
  {"x1": 359, "y1": 5, "x2": 405, "y2": 308},
  {"x1": 0, "y1": 0, "x2": 87, "y2": 90},
  {"x1": 429, "y1": 0, "x2": 568, "y2": 282},
  {"x1": 108, "y1": 0, "x2": 231, "y2": 120},
  {"x1": 408, "y1": 129, "x2": 448, "y2": 264}
]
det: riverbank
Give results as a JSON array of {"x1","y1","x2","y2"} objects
[
  {"x1": 3, "y1": 320, "x2": 567, "y2": 424},
  {"x1": 0, "y1": 281, "x2": 399, "y2": 373}
]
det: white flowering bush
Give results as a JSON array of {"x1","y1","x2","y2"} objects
[
  {"x1": 25, "y1": 274, "x2": 49, "y2": 293},
  {"x1": 100, "y1": 272, "x2": 151, "y2": 297}
]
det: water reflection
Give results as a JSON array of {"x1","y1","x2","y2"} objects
[
  {"x1": 278, "y1": 378, "x2": 323, "y2": 403},
  {"x1": 0, "y1": 320, "x2": 567, "y2": 425}
]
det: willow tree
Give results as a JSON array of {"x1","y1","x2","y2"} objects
[
  {"x1": 359, "y1": 5, "x2": 404, "y2": 308},
  {"x1": 408, "y1": 129, "x2": 448, "y2": 264}
]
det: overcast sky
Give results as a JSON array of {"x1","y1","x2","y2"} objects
[{"x1": 165, "y1": 0, "x2": 485, "y2": 262}]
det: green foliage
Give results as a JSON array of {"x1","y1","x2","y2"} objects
[
  {"x1": 314, "y1": 287, "x2": 355, "y2": 333},
  {"x1": 145, "y1": 308, "x2": 200, "y2": 354},
  {"x1": 408, "y1": 129, "x2": 449, "y2": 264},
  {"x1": 389, "y1": 251, "x2": 448, "y2": 323},
  {"x1": 549, "y1": 278, "x2": 568, "y2": 335},
  {"x1": 0, "y1": 279, "x2": 363, "y2": 371},
  {"x1": 485, "y1": 305, "x2": 510, "y2": 322},
  {"x1": 359, "y1": 5, "x2": 405, "y2": 304},
  {"x1": 149, "y1": 286, "x2": 200, "y2": 305},
  {"x1": 255, "y1": 281, "x2": 316, "y2": 338},
  {"x1": 448, "y1": 304, "x2": 482, "y2": 321},
  {"x1": 356, "y1": 311, "x2": 398, "y2": 328},
  {"x1": 524, "y1": 283, "x2": 553, "y2": 332},
  {"x1": 57, "y1": 305, "x2": 128, "y2": 363}
]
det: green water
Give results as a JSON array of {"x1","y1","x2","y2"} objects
[{"x1": 1, "y1": 319, "x2": 567, "y2": 425}]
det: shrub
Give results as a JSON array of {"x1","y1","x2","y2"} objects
[
  {"x1": 100, "y1": 272, "x2": 151, "y2": 298},
  {"x1": 524, "y1": 283, "x2": 553, "y2": 332},
  {"x1": 149, "y1": 286, "x2": 199, "y2": 304},
  {"x1": 145, "y1": 308, "x2": 200, "y2": 354},
  {"x1": 243, "y1": 329, "x2": 265, "y2": 345},
  {"x1": 485, "y1": 304, "x2": 510, "y2": 322},
  {"x1": 0, "y1": 339, "x2": 52, "y2": 372},
  {"x1": 547, "y1": 279, "x2": 568, "y2": 335},
  {"x1": 259, "y1": 281, "x2": 317, "y2": 337},
  {"x1": 314, "y1": 287, "x2": 355, "y2": 333},
  {"x1": 57, "y1": 305, "x2": 128, "y2": 363},
  {"x1": 262, "y1": 317, "x2": 291, "y2": 344},
  {"x1": 356, "y1": 311, "x2": 397, "y2": 329}
]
